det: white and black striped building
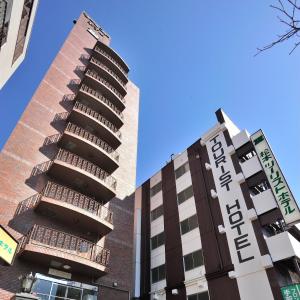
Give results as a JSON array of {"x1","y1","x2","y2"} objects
[{"x1": 132, "y1": 109, "x2": 300, "y2": 300}]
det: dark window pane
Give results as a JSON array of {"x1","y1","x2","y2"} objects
[
  {"x1": 151, "y1": 235, "x2": 157, "y2": 250},
  {"x1": 189, "y1": 214, "x2": 198, "y2": 231},
  {"x1": 185, "y1": 186, "x2": 194, "y2": 200},
  {"x1": 151, "y1": 205, "x2": 163, "y2": 221},
  {"x1": 152, "y1": 264, "x2": 165, "y2": 283},
  {"x1": 51, "y1": 283, "x2": 67, "y2": 297},
  {"x1": 67, "y1": 286, "x2": 82, "y2": 299},
  {"x1": 184, "y1": 253, "x2": 194, "y2": 271},
  {"x1": 181, "y1": 215, "x2": 198, "y2": 235},
  {"x1": 188, "y1": 292, "x2": 209, "y2": 300},
  {"x1": 158, "y1": 264, "x2": 166, "y2": 281},
  {"x1": 175, "y1": 162, "x2": 189, "y2": 179},
  {"x1": 151, "y1": 268, "x2": 158, "y2": 283},
  {"x1": 32, "y1": 279, "x2": 52, "y2": 295},
  {"x1": 198, "y1": 291, "x2": 210, "y2": 300},
  {"x1": 150, "y1": 182, "x2": 162, "y2": 197},
  {"x1": 157, "y1": 232, "x2": 164, "y2": 247},
  {"x1": 177, "y1": 186, "x2": 193, "y2": 205},
  {"x1": 177, "y1": 191, "x2": 186, "y2": 204},
  {"x1": 180, "y1": 219, "x2": 189, "y2": 235},
  {"x1": 193, "y1": 250, "x2": 203, "y2": 268},
  {"x1": 152, "y1": 232, "x2": 164, "y2": 250}
]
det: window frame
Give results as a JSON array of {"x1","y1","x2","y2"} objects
[
  {"x1": 177, "y1": 185, "x2": 194, "y2": 205},
  {"x1": 175, "y1": 161, "x2": 190, "y2": 179},
  {"x1": 183, "y1": 249, "x2": 203, "y2": 272},
  {"x1": 151, "y1": 231, "x2": 165, "y2": 250},
  {"x1": 180, "y1": 214, "x2": 198, "y2": 235},
  {"x1": 150, "y1": 181, "x2": 162, "y2": 197},
  {"x1": 150, "y1": 205, "x2": 163, "y2": 222},
  {"x1": 151, "y1": 264, "x2": 166, "y2": 284}
]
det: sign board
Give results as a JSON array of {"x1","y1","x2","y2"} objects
[
  {"x1": 206, "y1": 129, "x2": 274, "y2": 300},
  {"x1": 281, "y1": 283, "x2": 300, "y2": 300},
  {"x1": 0, "y1": 225, "x2": 18, "y2": 265},
  {"x1": 251, "y1": 130, "x2": 300, "y2": 225}
]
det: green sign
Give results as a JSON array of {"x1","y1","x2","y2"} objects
[
  {"x1": 281, "y1": 284, "x2": 300, "y2": 300},
  {"x1": 251, "y1": 130, "x2": 300, "y2": 225}
]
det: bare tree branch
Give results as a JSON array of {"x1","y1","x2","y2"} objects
[{"x1": 256, "y1": 0, "x2": 300, "y2": 55}]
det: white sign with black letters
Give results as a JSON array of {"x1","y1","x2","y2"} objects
[{"x1": 205, "y1": 129, "x2": 274, "y2": 300}]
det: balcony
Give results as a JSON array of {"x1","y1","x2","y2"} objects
[
  {"x1": 83, "y1": 69, "x2": 125, "y2": 110},
  {"x1": 69, "y1": 101, "x2": 121, "y2": 149},
  {"x1": 77, "y1": 84, "x2": 123, "y2": 128},
  {"x1": 93, "y1": 44, "x2": 129, "y2": 83},
  {"x1": 35, "y1": 181, "x2": 113, "y2": 236},
  {"x1": 48, "y1": 149, "x2": 116, "y2": 203},
  {"x1": 251, "y1": 189, "x2": 278, "y2": 215},
  {"x1": 89, "y1": 57, "x2": 127, "y2": 95},
  {"x1": 18, "y1": 225, "x2": 110, "y2": 277},
  {"x1": 59, "y1": 122, "x2": 119, "y2": 172},
  {"x1": 266, "y1": 231, "x2": 300, "y2": 262},
  {"x1": 240, "y1": 155, "x2": 262, "y2": 179}
]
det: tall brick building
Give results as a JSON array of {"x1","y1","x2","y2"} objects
[{"x1": 0, "y1": 12, "x2": 139, "y2": 300}]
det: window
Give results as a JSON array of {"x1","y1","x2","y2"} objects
[
  {"x1": 12, "y1": 0, "x2": 35, "y2": 64},
  {"x1": 150, "y1": 181, "x2": 162, "y2": 197},
  {"x1": 184, "y1": 249, "x2": 203, "y2": 271},
  {"x1": 188, "y1": 291, "x2": 210, "y2": 300},
  {"x1": 151, "y1": 205, "x2": 163, "y2": 221},
  {"x1": 180, "y1": 214, "x2": 198, "y2": 235},
  {"x1": 151, "y1": 232, "x2": 165, "y2": 250},
  {"x1": 0, "y1": 0, "x2": 13, "y2": 47},
  {"x1": 239, "y1": 148, "x2": 257, "y2": 163},
  {"x1": 177, "y1": 185, "x2": 193, "y2": 205},
  {"x1": 151, "y1": 264, "x2": 165, "y2": 283},
  {"x1": 31, "y1": 274, "x2": 98, "y2": 300},
  {"x1": 175, "y1": 161, "x2": 190, "y2": 179},
  {"x1": 249, "y1": 179, "x2": 270, "y2": 196}
]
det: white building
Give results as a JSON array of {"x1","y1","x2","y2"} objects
[{"x1": 0, "y1": 0, "x2": 39, "y2": 89}]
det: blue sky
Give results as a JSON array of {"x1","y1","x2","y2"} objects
[{"x1": 0, "y1": 1, "x2": 299, "y2": 200}]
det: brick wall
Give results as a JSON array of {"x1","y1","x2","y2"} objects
[{"x1": 0, "y1": 11, "x2": 138, "y2": 300}]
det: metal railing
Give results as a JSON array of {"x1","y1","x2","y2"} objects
[
  {"x1": 85, "y1": 69, "x2": 125, "y2": 104},
  {"x1": 73, "y1": 101, "x2": 122, "y2": 139},
  {"x1": 90, "y1": 57, "x2": 126, "y2": 89},
  {"x1": 65, "y1": 122, "x2": 119, "y2": 162},
  {"x1": 94, "y1": 46, "x2": 128, "y2": 78},
  {"x1": 79, "y1": 84, "x2": 124, "y2": 120},
  {"x1": 19, "y1": 225, "x2": 110, "y2": 267},
  {"x1": 55, "y1": 148, "x2": 117, "y2": 191},
  {"x1": 43, "y1": 181, "x2": 113, "y2": 224}
]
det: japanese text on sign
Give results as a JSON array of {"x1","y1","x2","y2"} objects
[{"x1": 251, "y1": 130, "x2": 300, "y2": 225}]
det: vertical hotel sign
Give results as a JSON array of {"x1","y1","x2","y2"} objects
[
  {"x1": 251, "y1": 130, "x2": 300, "y2": 225},
  {"x1": 0, "y1": 225, "x2": 18, "y2": 265}
]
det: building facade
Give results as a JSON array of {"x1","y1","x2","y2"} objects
[
  {"x1": 0, "y1": 12, "x2": 139, "y2": 300},
  {"x1": 0, "y1": 0, "x2": 39, "y2": 89},
  {"x1": 133, "y1": 109, "x2": 300, "y2": 300}
]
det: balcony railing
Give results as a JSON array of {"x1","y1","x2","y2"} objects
[
  {"x1": 55, "y1": 149, "x2": 117, "y2": 191},
  {"x1": 73, "y1": 101, "x2": 122, "y2": 139},
  {"x1": 43, "y1": 181, "x2": 113, "y2": 224},
  {"x1": 90, "y1": 57, "x2": 126, "y2": 89},
  {"x1": 79, "y1": 84, "x2": 123, "y2": 120},
  {"x1": 19, "y1": 225, "x2": 110, "y2": 267},
  {"x1": 94, "y1": 46, "x2": 128, "y2": 77},
  {"x1": 85, "y1": 69, "x2": 125, "y2": 104},
  {"x1": 65, "y1": 122, "x2": 119, "y2": 162}
]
